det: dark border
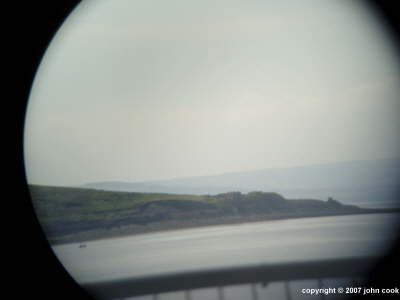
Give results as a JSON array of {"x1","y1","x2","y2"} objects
[{"x1": 12, "y1": 2, "x2": 91, "y2": 300}]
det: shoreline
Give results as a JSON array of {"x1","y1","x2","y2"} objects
[{"x1": 49, "y1": 209, "x2": 400, "y2": 246}]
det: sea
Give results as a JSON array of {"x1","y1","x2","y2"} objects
[{"x1": 52, "y1": 213, "x2": 400, "y2": 300}]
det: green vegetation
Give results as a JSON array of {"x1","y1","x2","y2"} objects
[{"x1": 29, "y1": 185, "x2": 397, "y2": 244}]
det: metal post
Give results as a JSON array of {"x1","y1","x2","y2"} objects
[
  {"x1": 284, "y1": 281, "x2": 292, "y2": 300},
  {"x1": 250, "y1": 283, "x2": 259, "y2": 300},
  {"x1": 318, "y1": 279, "x2": 325, "y2": 300},
  {"x1": 217, "y1": 286, "x2": 225, "y2": 300},
  {"x1": 184, "y1": 290, "x2": 192, "y2": 300}
]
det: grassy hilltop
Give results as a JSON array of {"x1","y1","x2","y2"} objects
[{"x1": 29, "y1": 185, "x2": 397, "y2": 244}]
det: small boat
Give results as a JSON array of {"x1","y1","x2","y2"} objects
[{"x1": 79, "y1": 244, "x2": 87, "y2": 248}]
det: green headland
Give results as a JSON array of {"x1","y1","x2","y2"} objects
[{"x1": 29, "y1": 185, "x2": 399, "y2": 245}]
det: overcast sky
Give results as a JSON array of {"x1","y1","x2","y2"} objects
[{"x1": 24, "y1": 0, "x2": 400, "y2": 186}]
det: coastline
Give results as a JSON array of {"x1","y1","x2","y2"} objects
[{"x1": 49, "y1": 208, "x2": 400, "y2": 246}]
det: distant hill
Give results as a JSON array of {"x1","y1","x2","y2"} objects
[
  {"x1": 83, "y1": 158, "x2": 400, "y2": 208},
  {"x1": 29, "y1": 185, "x2": 397, "y2": 244}
]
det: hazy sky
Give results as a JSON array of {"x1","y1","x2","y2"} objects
[{"x1": 24, "y1": 0, "x2": 400, "y2": 186}]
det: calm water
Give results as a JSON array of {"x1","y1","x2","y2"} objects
[{"x1": 53, "y1": 213, "x2": 400, "y2": 286}]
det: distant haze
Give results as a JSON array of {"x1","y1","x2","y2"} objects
[
  {"x1": 24, "y1": 0, "x2": 400, "y2": 187},
  {"x1": 84, "y1": 158, "x2": 400, "y2": 208}
]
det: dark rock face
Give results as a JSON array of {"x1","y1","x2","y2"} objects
[
  {"x1": 138, "y1": 199, "x2": 216, "y2": 213},
  {"x1": 133, "y1": 200, "x2": 220, "y2": 223}
]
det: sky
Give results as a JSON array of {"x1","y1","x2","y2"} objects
[{"x1": 24, "y1": 0, "x2": 400, "y2": 186}]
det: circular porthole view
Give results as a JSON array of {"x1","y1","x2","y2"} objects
[{"x1": 24, "y1": 1, "x2": 400, "y2": 299}]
